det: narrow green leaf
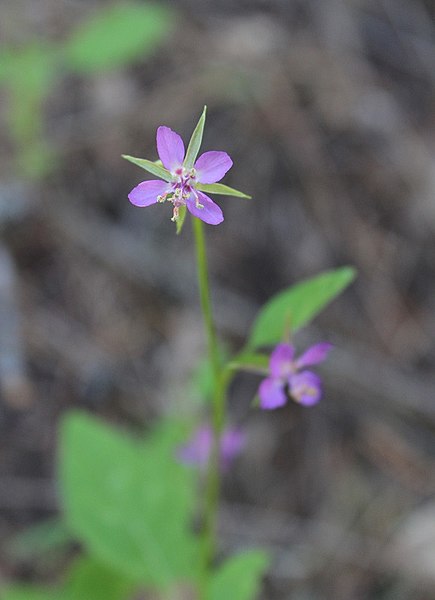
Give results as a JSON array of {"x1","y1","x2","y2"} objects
[
  {"x1": 228, "y1": 352, "x2": 269, "y2": 373},
  {"x1": 197, "y1": 183, "x2": 251, "y2": 199},
  {"x1": 176, "y1": 204, "x2": 187, "y2": 234},
  {"x1": 64, "y1": 3, "x2": 174, "y2": 73},
  {"x1": 248, "y1": 267, "x2": 356, "y2": 350},
  {"x1": 184, "y1": 106, "x2": 207, "y2": 169},
  {"x1": 59, "y1": 412, "x2": 199, "y2": 590},
  {"x1": 208, "y1": 550, "x2": 269, "y2": 600},
  {"x1": 122, "y1": 154, "x2": 171, "y2": 181}
]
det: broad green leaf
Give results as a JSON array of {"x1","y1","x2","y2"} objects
[
  {"x1": 60, "y1": 412, "x2": 199, "y2": 590},
  {"x1": 64, "y1": 3, "x2": 173, "y2": 73},
  {"x1": 6, "y1": 517, "x2": 72, "y2": 560},
  {"x1": 2, "y1": 557, "x2": 133, "y2": 600},
  {"x1": 247, "y1": 267, "x2": 356, "y2": 350},
  {"x1": 208, "y1": 550, "x2": 269, "y2": 600},
  {"x1": 122, "y1": 154, "x2": 172, "y2": 181},
  {"x1": 176, "y1": 204, "x2": 187, "y2": 234},
  {"x1": 197, "y1": 183, "x2": 251, "y2": 199},
  {"x1": 228, "y1": 352, "x2": 269, "y2": 373},
  {"x1": 1, "y1": 588, "x2": 53, "y2": 600},
  {"x1": 184, "y1": 106, "x2": 207, "y2": 169},
  {"x1": 62, "y1": 557, "x2": 134, "y2": 600}
]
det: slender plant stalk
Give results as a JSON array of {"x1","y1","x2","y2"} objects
[{"x1": 192, "y1": 216, "x2": 226, "y2": 594}]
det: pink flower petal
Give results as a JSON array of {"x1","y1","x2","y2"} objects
[
  {"x1": 296, "y1": 342, "x2": 333, "y2": 369},
  {"x1": 289, "y1": 371, "x2": 322, "y2": 406},
  {"x1": 177, "y1": 427, "x2": 211, "y2": 468},
  {"x1": 187, "y1": 191, "x2": 224, "y2": 225},
  {"x1": 221, "y1": 429, "x2": 245, "y2": 465},
  {"x1": 128, "y1": 179, "x2": 169, "y2": 207},
  {"x1": 269, "y1": 343, "x2": 295, "y2": 379},
  {"x1": 156, "y1": 126, "x2": 185, "y2": 172},
  {"x1": 195, "y1": 151, "x2": 233, "y2": 184},
  {"x1": 177, "y1": 425, "x2": 244, "y2": 471},
  {"x1": 259, "y1": 377, "x2": 287, "y2": 410}
]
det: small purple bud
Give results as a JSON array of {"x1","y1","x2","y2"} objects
[{"x1": 178, "y1": 425, "x2": 245, "y2": 471}]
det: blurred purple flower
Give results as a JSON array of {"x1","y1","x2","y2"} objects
[
  {"x1": 128, "y1": 126, "x2": 232, "y2": 225},
  {"x1": 178, "y1": 425, "x2": 244, "y2": 471},
  {"x1": 259, "y1": 342, "x2": 332, "y2": 410}
]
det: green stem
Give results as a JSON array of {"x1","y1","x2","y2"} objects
[{"x1": 192, "y1": 217, "x2": 226, "y2": 595}]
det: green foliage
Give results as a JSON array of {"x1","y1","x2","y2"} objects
[
  {"x1": 64, "y1": 2, "x2": 173, "y2": 73},
  {"x1": 0, "y1": 2, "x2": 174, "y2": 179},
  {"x1": 184, "y1": 106, "x2": 207, "y2": 169},
  {"x1": 207, "y1": 550, "x2": 269, "y2": 600},
  {"x1": 228, "y1": 352, "x2": 269, "y2": 373},
  {"x1": 247, "y1": 267, "x2": 356, "y2": 349},
  {"x1": 61, "y1": 557, "x2": 133, "y2": 600},
  {"x1": 2, "y1": 557, "x2": 133, "y2": 600},
  {"x1": 122, "y1": 154, "x2": 172, "y2": 181},
  {"x1": 0, "y1": 43, "x2": 58, "y2": 177},
  {"x1": 1, "y1": 588, "x2": 51, "y2": 600},
  {"x1": 0, "y1": 43, "x2": 56, "y2": 95},
  {"x1": 59, "y1": 412, "x2": 199, "y2": 591},
  {"x1": 176, "y1": 204, "x2": 187, "y2": 234},
  {"x1": 197, "y1": 182, "x2": 251, "y2": 199}
]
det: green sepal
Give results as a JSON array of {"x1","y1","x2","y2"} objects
[
  {"x1": 122, "y1": 154, "x2": 172, "y2": 181},
  {"x1": 176, "y1": 205, "x2": 187, "y2": 234},
  {"x1": 184, "y1": 106, "x2": 207, "y2": 169},
  {"x1": 197, "y1": 183, "x2": 251, "y2": 199}
]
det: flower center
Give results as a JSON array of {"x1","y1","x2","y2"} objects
[{"x1": 157, "y1": 167, "x2": 203, "y2": 222}]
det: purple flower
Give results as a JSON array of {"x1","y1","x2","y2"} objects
[
  {"x1": 128, "y1": 126, "x2": 232, "y2": 225},
  {"x1": 258, "y1": 342, "x2": 332, "y2": 410},
  {"x1": 178, "y1": 425, "x2": 245, "y2": 471}
]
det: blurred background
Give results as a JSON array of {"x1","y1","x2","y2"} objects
[{"x1": 1, "y1": 0, "x2": 435, "y2": 598}]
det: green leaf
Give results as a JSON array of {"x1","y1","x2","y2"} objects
[
  {"x1": 184, "y1": 106, "x2": 207, "y2": 169},
  {"x1": 1, "y1": 43, "x2": 57, "y2": 94},
  {"x1": 64, "y1": 3, "x2": 174, "y2": 73},
  {"x1": 1, "y1": 587, "x2": 53, "y2": 600},
  {"x1": 197, "y1": 183, "x2": 251, "y2": 199},
  {"x1": 0, "y1": 44, "x2": 58, "y2": 179},
  {"x1": 59, "y1": 412, "x2": 199, "y2": 590},
  {"x1": 228, "y1": 352, "x2": 269, "y2": 373},
  {"x1": 122, "y1": 154, "x2": 172, "y2": 181},
  {"x1": 2, "y1": 557, "x2": 134, "y2": 600},
  {"x1": 208, "y1": 550, "x2": 269, "y2": 600},
  {"x1": 247, "y1": 267, "x2": 356, "y2": 349},
  {"x1": 62, "y1": 557, "x2": 134, "y2": 600},
  {"x1": 176, "y1": 204, "x2": 187, "y2": 234}
]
